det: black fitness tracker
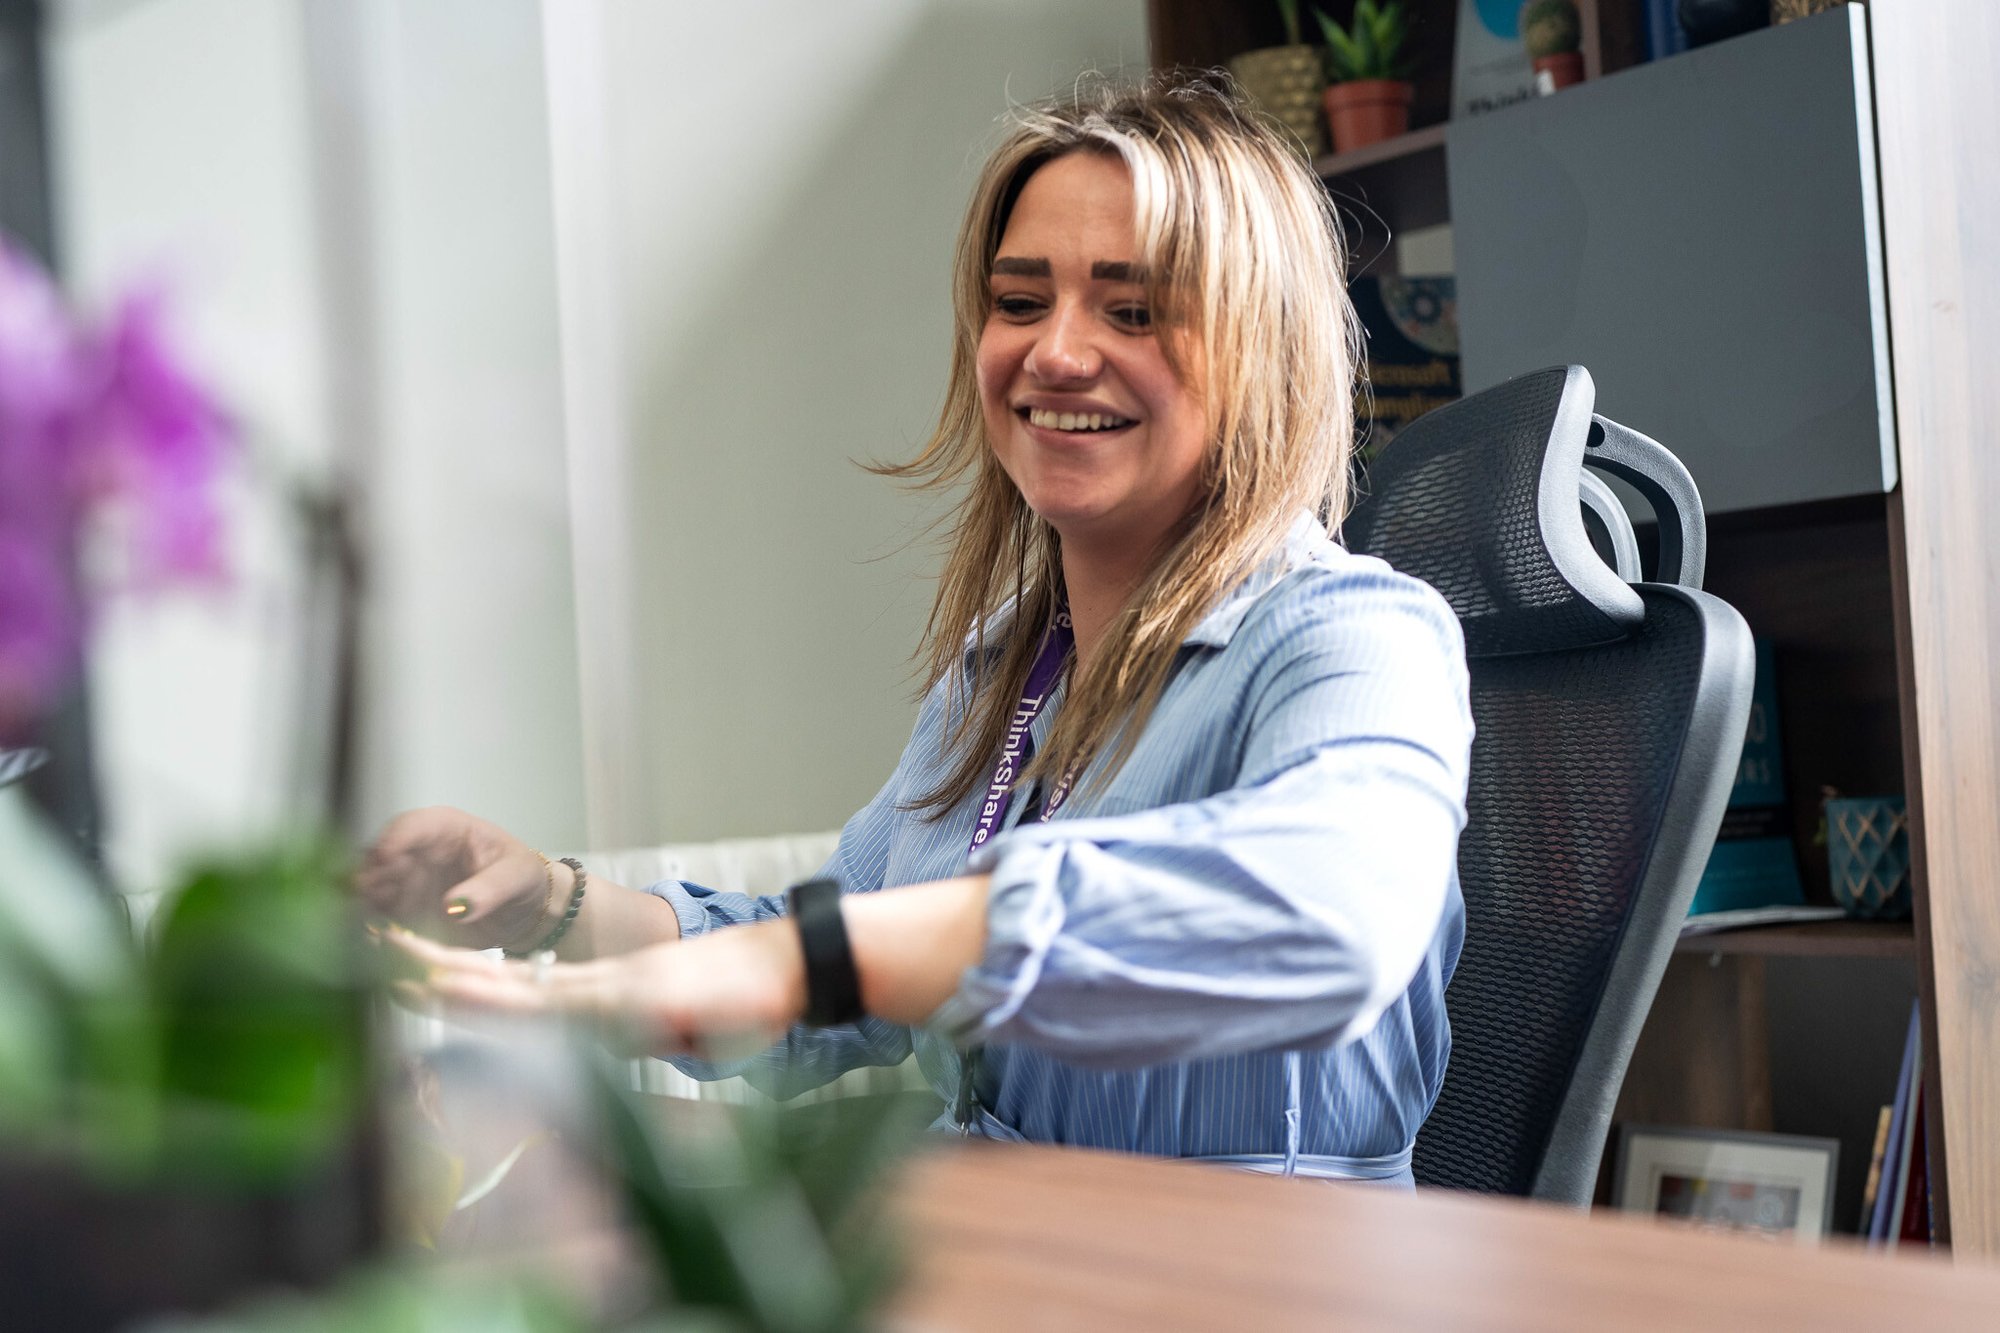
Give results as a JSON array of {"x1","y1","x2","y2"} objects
[{"x1": 786, "y1": 877, "x2": 865, "y2": 1028}]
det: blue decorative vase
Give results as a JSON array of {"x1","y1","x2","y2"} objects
[{"x1": 1825, "y1": 796, "x2": 1912, "y2": 920}]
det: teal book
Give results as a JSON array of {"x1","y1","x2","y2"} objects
[{"x1": 1689, "y1": 639, "x2": 1806, "y2": 916}]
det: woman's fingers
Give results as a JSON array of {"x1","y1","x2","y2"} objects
[
  {"x1": 380, "y1": 925, "x2": 500, "y2": 971},
  {"x1": 380, "y1": 928, "x2": 783, "y2": 1062},
  {"x1": 382, "y1": 927, "x2": 664, "y2": 1050}
]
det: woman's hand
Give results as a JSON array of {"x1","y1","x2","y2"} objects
[
  {"x1": 385, "y1": 923, "x2": 806, "y2": 1060},
  {"x1": 356, "y1": 806, "x2": 559, "y2": 951}
]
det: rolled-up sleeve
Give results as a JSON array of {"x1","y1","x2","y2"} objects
[{"x1": 928, "y1": 568, "x2": 1472, "y2": 1069}]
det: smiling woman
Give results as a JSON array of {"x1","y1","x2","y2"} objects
[{"x1": 365, "y1": 75, "x2": 1473, "y2": 1187}]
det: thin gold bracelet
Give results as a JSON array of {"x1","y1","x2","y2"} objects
[
  {"x1": 494, "y1": 851, "x2": 558, "y2": 954},
  {"x1": 533, "y1": 849, "x2": 557, "y2": 919},
  {"x1": 505, "y1": 858, "x2": 588, "y2": 959}
]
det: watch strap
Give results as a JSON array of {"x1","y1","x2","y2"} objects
[{"x1": 787, "y1": 877, "x2": 864, "y2": 1028}]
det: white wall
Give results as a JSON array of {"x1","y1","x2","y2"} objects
[
  {"x1": 47, "y1": 0, "x2": 590, "y2": 890},
  {"x1": 47, "y1": 0, "x2": 1150, "y2": 877},
  {"x1": 48, "y1": 0, "x2": 334, "y2": 894},
  {"x1": 555, "y1": 0, "x2": 1150, "y2": 845},
  {"x1": 345, "y1": 0, "x2": 587, "y2": 850}
]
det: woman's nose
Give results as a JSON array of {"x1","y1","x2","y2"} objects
[{"x1": 1024, "y1": 303, "x2": 1100, "y2": 385}]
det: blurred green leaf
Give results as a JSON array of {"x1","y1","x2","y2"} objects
[
  {"x1": 0, "y1": 949, "x2": 66, "y2": 1133},
  {"x1": 145, "y1": 839, "x2": 368, "y2": 1183},
  {"x1": 591, "y1": 1061, "x2": 924, "y2": 1332},
  {"x1": 0, "y1": 782, "x2": 156, "y2": 1160}
]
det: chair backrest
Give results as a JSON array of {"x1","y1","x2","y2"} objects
[{"x1": 1344, "y1": 365, "x2": 1755, "y2": 1203}]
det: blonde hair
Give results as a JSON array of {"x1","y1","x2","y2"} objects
[{"x1": 882, "y1": 74, "x2": 1360, "y2": 816}]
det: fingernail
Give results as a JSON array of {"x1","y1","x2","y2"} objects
[{"x1": 445, "y1": 898, "x2": 471, "y2": 918}]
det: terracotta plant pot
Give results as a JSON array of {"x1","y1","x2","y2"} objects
[
  {"x1": 1323, "y1": 80, "x2": 1413, "y2": 155},
  {"x1": 1533, "y1": 51, "x2": 1586, "y2": 93},
  {"x1": 1228, "y1": 44, "x2": 1326, "y2": 156}
]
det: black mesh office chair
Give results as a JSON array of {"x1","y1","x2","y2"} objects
[{"x1": 1344, "y1": 364, "x2": 1755, "y2": 1204}]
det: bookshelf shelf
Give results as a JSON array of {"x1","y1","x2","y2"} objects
[
  {"x1": 1312, "y1": 121, "x2": 1445, "y2": 179},
  {"x1": 1314, "y1": 124, "x2": 1448, "y2": 242},
  {"x1": 1677, "y1": 920, "x2": 1916, "y2": 961}
]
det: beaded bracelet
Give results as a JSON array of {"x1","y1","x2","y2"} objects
[{"x1": 504, "y1": 857, "x2": 587, "y2": 958}]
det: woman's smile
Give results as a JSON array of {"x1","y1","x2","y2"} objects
[{"x1": 1017, "y1": 405, "x2": 1138, "y2": 435}]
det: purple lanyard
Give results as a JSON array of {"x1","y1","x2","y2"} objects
[{"x1": 967, "y1": 608, "x2": 1076, "y2": 855}]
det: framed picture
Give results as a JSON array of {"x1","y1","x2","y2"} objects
[{"x1": 1613, "y1": 1126, "x2": 1840, "y2": 1242}]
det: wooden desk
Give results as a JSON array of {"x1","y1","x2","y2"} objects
[{"x1": 889, "y1": 1143, "x2": 2000, "y2": 1330}]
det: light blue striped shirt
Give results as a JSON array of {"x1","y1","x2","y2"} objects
[{"x1": 648, "y1": 514, "x2": 1471, "y2": 1184}]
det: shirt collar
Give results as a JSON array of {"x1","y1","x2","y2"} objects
[
  {"x1": 962, "y1": 512, "x2": 1335, "y2": 662},
  {"x1": 1183, "y1": 511, "x2": 1337, "y2": 648}
]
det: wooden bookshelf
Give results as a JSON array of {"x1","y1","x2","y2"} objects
[{"x1": 1147, "y1": 0, "x2": 2000, "y2": 1254}]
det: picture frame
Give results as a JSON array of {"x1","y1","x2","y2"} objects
[{"x1": 1613, "y1": 1126, "x2": 1840, "y2": 1242}]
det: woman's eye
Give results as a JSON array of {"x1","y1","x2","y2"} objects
[
  {"x1": 1110, "y1": 304, "x2": 1153, "y2": 330},
  {"x1": 993, "y1": 294, "x2": 1044, "y2": 319}
]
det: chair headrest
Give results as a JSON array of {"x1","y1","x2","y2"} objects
[{"x1": 1344, "y1": 365, "x2": 1705, "y2": 660}]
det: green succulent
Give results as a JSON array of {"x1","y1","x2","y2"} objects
[
  {"x1": 1315, "y1": 1, "x2": 1416, "y2": 84},
  {"x1": 1521, "y1": 0, "x2": 1582, "y2": 58}
]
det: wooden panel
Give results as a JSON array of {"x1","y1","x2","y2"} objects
[
  {"x1": 1614, "y1": 956, "x2": 1773, "y2": 1134},
  {"x1": 1583, "y1": 0, "x2": 1647, "y2": 80},
  {"x1": 1145, "y1": 0, "x2": 1275, "y2": 71},
  {"x1": 1871, "y1": 0, "x2": 2000, "y2": 1258}
]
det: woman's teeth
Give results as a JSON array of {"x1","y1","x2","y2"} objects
[{"x1": 1027, "y1": 407, "x2": 1132, "y2": 432}]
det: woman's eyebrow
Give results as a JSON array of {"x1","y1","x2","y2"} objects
[{"x1": 988, "y1": 257, "x2": 1148, "y2": 281}]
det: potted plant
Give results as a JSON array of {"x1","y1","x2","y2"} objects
[
  {"x1": 0, "y1": 814, "x2": 382, "y2": 1330},
  {"x1": 1521, "y1": 0, "x2": 1585, "y2": 93},
  {"x1": 1316, "y1": 1, "x2": 1417, "y2": 155},
  {"x1": 1228, "y1": 0, "x2": 1327, "y2": 157}
]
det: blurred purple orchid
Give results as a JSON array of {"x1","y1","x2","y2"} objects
[{"x1": 0, "y1": 238, "x2": 233, "y2": 738}]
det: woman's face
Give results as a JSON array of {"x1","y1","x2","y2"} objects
[{"x1": 976, "y1": 152, "x2": 1207, "y2": 558}]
